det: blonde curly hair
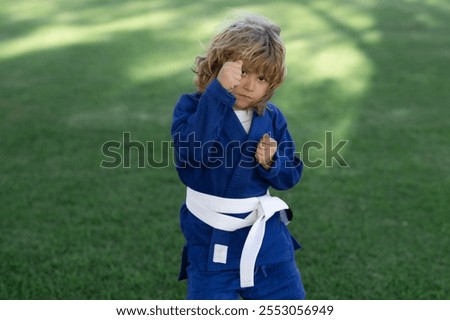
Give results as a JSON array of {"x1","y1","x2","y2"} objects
[{"x1": 194, "y1": 14, "x2": 286, "y2": 115}]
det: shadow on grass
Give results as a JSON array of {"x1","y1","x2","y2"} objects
[{"x1": 288, "y1": 0, "x2": 450, "y2": 299}]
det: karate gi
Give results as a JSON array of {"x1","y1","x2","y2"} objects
[{"x1": 171, "y1": 79, "x2": 305, "y2": 299}]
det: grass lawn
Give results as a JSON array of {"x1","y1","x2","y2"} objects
[{"x1": 1, "y1": 0, "x2": 449, "y2": 299}]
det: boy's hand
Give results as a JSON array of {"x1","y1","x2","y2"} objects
[
  {"x1": 255, "y1": 133, "x2": 277, "y2": 170},
  {"x1": 217, "y1": 60, "x2": 243, "y2": 92}
]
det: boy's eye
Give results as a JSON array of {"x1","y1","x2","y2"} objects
[
  {"x1": 258, "y1": 76, "x2": 267, "y2": 82},
  {"x1": 242, "y1": 70, "x2": 247, "y2": 75}
]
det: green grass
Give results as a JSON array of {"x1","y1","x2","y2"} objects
[{"x1": 1, "y1": 0, "x2": 449, "y2": 299}]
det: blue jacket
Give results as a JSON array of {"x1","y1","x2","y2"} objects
[{"x1": 171, "y1": 79, "x2": 303, "y2": 276}]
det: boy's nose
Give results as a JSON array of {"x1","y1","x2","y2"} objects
[{"x1": 243, "y1": 77, "x2": 255, "y2": 92}]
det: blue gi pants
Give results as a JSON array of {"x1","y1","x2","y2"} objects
[{"x1": 186, "y1": 259, "x2": 306, "y2": 300}]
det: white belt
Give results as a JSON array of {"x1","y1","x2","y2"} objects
[{"x1": 185, "y1": 187, "x2": 289, "y2": 288}]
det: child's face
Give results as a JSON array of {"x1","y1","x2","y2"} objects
[{"x1": 232, "y1": 70, "x2": 269, "y2": 110}]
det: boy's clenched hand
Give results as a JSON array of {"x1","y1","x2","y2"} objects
[
  {"x1": 255, "y1": 133, "x2": 277, "y2": 170},
  {"x1": 217, "y1": 60, "x2": 243, "y2": 92}
]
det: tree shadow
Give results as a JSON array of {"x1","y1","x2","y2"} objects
[{"x1": 282, "y1": 0, "x2": 450, "y2": 299}]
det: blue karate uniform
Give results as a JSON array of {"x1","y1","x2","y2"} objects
[{"x1": 171, "y1": 79, "x2": 305, "y2": 299}]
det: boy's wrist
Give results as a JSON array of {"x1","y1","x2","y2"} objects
[
  {"x1": 261, "y1": 159, "x2": 273, "y2": 170},
  {"x1": 206, "y1": 79, "x2": 236, "y2": 106}
]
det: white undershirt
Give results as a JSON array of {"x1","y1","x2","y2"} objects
[{"x1": 233, "y1": 108, "x2": 253, "y2": 134}]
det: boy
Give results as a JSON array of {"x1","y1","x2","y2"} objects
[{"x1": 171, "y1": 14, "x2": 305, "y2": 299}]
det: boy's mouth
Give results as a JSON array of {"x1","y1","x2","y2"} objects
[{"x1": 236, "y1": 93, "x2": 253, "y2": 100}]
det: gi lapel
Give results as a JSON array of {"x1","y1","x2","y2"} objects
[
  {"x1": 223, "y1": 110, "x2": 273, "y2": 197},
  {"x1": 222, "y1": 108, "x2": 248, "y2": 141}
]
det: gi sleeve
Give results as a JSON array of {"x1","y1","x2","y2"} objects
[{"x1": 171, "y1": 79, "x2": 236, "y2": 165}]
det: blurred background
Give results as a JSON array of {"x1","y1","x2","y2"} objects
[{"x1": 0, "y1": 0, "x2": 448, "y2": 299}]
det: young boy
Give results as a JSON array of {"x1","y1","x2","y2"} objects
[{"x1": 171, "y1": 14, "x2": 305, "y2": 300}]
